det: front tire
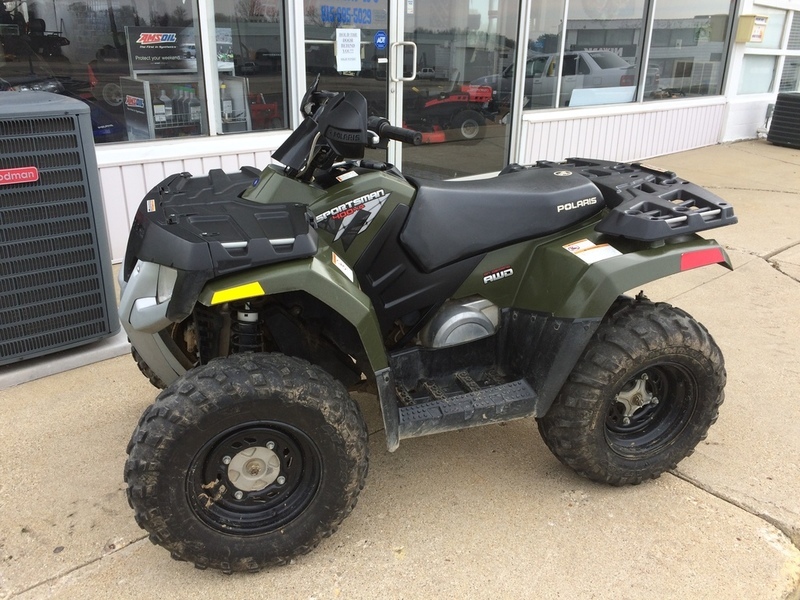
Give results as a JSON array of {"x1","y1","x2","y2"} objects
[
  {"x1": 538, "y1": 299, "x2": 725, "y2": 486},
  {"x1": 124, "y1": 353, "x2": 369, "y2": 572}
]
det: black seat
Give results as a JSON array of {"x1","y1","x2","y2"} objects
[{"x1": 399, "y1": 167, "x2": 604, "y2": 272}]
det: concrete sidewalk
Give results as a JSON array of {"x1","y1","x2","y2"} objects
[{"x1": 0, "y1": 140, "x2": 799, "y2": 599}]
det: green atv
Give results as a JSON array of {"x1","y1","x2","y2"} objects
[{"x1": 119, "y1": 80, "x2": 736, "y2": 572}]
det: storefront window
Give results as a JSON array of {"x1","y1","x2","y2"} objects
[
  {"x1": 562, "y1": 0, "x2": 647, "y2": 107},
  {"x1": 739, "y1": 55, "x2": 777, "y2": 94},
  {"x1": 523, "y1": 0, "x2": 735, "y2": 109},
  {"x1": 781, "y1": 14, "x2": 800, "y2": 91},
  {"x1": 212, "y1": 0, "x2": 288, "y2": 133},
  {"x1": 0, "y1": 0, "x2": 206, "y2": 144},
  {"x1": 780, "y1": 57, "x2": 800, "y2": 92},
  {"x1": 526, "y1": 2, "x2": 565, "y2": 109},
  {"x1": 523, "y1": 0, "x2": 651, "y2": 109},
  {"x1": 645, "y1": 1, "x2": 733, "y2": 101},
  {"x1": 0, "y1": 0, "x2": 289, "y2": 143}
]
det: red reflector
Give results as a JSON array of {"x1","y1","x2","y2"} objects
[{"x1": 680, "y1": 248, "x2": 725, "y2": 271}]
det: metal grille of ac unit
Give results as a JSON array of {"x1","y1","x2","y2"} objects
[
  {"x1": 768, "y1": 93, "x2": 800, "y2": 149},
  {"x1": 0, "y1": 93, "x2": 119, "y2": 366}
]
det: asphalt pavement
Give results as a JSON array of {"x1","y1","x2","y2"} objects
[{"x1": 0, "y1": 139, "x2": 798, "y2": 599}]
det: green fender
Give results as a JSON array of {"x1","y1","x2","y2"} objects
[
  {"x1": 197, "y1": 246, "x2": 388, "y2": 371},
  {"x1": 515, "y1": 233, "x2": 733, "y2": 318}
]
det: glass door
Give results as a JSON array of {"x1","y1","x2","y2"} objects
[
  {"x1": 302, "y1": 0, "x2": 521, "y2": 179},
  {"x1": 395, "y1": 0, "x2": 522, "y2": 179},
  {"x1": 303, "y1": 1, "x2": 393, "y2": 164}
]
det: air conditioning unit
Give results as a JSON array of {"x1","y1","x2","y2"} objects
[
  {"x1": 0, "y1": 92, "x2": 119, "y2": 366},
  {"x1": 768, "y1": 92, "x2": 800, "y2": 149}
]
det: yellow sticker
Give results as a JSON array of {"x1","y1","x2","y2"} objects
[{"x1": 210, "y1": 281, "x2": 266, "y2": 305}]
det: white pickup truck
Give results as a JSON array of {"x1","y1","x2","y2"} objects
[{"x1": 472, "y1": 50, "x2": 659, "y2": 108}]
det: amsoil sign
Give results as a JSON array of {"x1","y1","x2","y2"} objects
[{"x1": 0, "y1": 166, "x2": 39, "y2": 186}]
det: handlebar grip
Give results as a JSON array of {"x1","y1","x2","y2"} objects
[{"x1": 368, "y1": 117, "x2": 422, "y2": 146}]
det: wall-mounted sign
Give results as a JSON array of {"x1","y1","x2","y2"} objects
[{"x1": 736, "y1": 15, "x2": 769, "y2": 43}]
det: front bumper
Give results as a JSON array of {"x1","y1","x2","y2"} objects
[{"x1": 118, "y1": 261, "x2": 187, "y2": 387}]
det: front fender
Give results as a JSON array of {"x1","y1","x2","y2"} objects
[
  {"x1": 198, "y1": 247, "x2": 388, "y2": 371},
  {"x1": 516, "y1": 233, "x2": 733, "y2": 319}
]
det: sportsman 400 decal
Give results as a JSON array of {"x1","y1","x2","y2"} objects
[{"x1": 315, "y1": 189, "x2": 390, "y2": 250}]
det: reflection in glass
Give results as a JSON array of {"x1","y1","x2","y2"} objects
[
  {"x1": 0, "y1": 0, "x2": 202, "y2": 144},
  {"x1": 646, "y1": 1, "x2": 733, "y2": 100},
  {"x1": 403, "y1": 0, "x2": 522, "y2": 179},
  {"x1": 302, "y1": 0, "x2": 390, "y2": 166},
  {"x1": 213, "y1": 0, "x2": 288, "y2": 134},
  {"x1": 521, "y1": 0, "x2": 654, "y2": 109},
  {"x1": 561, "y1": 0, "x2": 647, "y2": 107}
]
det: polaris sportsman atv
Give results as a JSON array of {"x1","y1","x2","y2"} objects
[{"x1": 120, "y1": 79, "x2": 737, "y2": 573}]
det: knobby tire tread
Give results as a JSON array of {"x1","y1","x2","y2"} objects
[
  {"x1": 537, "y1": 299, "x2": 726, "y2": 486},
  {"x1": 124, "y1": 352, "x2": 369, "y2": 573}
]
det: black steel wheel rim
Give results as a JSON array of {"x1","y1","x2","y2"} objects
[
  {"x1": 187, "y1": 421, "x2": 321, "y2": 535},
  {"x1": 605, "y1": 363, "x2": 698, "y2": 458}
]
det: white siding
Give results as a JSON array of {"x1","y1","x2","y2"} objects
[
  {"x1": 97, "y1": 146, "x2": 278, "y2": 262},
  {"x1": 518, "y1": 98, "x2": 727, "y2": 164}
]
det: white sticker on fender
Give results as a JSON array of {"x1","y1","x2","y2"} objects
[
  {"x1": 563, "y1": 239, "x2": 622, "y2": 264},
  {"x1": 332, "y1": 252, "x2": 354, "y2": 282}
]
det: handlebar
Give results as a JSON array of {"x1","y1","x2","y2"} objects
[{"x1": 367, "y1": 116, "x2": 422, "y2": 146}]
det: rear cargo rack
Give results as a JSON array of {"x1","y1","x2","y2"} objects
[{"x1": 536, "y1": 158, "x2": 737, "y2": 242}]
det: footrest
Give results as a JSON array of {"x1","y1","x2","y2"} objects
[{"x1": 397, "y1": 379, "x2": 537, "y2": 440}]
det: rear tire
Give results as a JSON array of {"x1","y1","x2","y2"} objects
[
  {"x1": 124, "y1": 353, "x2": 369, "y2": 572},
  {"x1": 537, "y1": 299, "x2": 725, "y2": 486}
]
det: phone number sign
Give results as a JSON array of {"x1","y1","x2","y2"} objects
[{"x1": 316, "y1": 0, "x2": 385, "y2": 27}]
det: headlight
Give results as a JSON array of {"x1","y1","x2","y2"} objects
[
  {"x1": 156, "y1": 265, "x2": 178, "y2": 304},
  {"x1": 11, "y1": 79, "x2": 65, "y2": 93}
]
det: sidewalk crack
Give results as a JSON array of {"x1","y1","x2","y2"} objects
[
  {"x1": 770, "y1": 261, "x2": 800, "y2": 285},
  {"x1": 764, "y1": 241, "x2": 800, "y2": 262},
  {"x1": 672, "y1": 469, "x2": 800, "y2": 599},
  {"x1": 12, "y1": 536, "x2": 148, "y2": 597},
  {"x1": 671, "y1": 469, "x2": 800, "y2": 550}
]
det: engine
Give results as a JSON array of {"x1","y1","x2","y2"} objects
[{"x1": 418, "y1": 297, "x2": 499, "y2": 349}]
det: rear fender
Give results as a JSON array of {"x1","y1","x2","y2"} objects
[
  {"x1": 515, "y1": 233, "x2": 733, "y2": 319},
  {"x1": 197, "y1": 247, "x2": 388, "y2": 372}
]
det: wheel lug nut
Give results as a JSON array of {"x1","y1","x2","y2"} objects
[
  {"x1": 652, "y1": 397, "x2": 659, "y2": 405},
  {"x1": 222, "y1": 456, "x2": 231, "y2": 465},
  {"x1": 622, "y1": 417, "x2": 631, "y2": 426},
  {"x1": 234, "y1": 491, "x2": 244, "y2": 500},
  {"x1": 266, "y1": 441, "x2": 276, "y2": 450},
  {"x1": 276, "y1": 476, "x2": 286, "y2": 485}
]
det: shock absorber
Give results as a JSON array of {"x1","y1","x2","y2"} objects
[{"x1": 230, "y1": 303, "x2": 263, "y2": 353}]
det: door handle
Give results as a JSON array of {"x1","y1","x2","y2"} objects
[{"x1": 390, "y1": 41, "x2": 417, "y2": 82}]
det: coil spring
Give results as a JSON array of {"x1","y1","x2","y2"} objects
[{"x1": 230, "y1": 306, "x2": 263, "y2": 353}]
